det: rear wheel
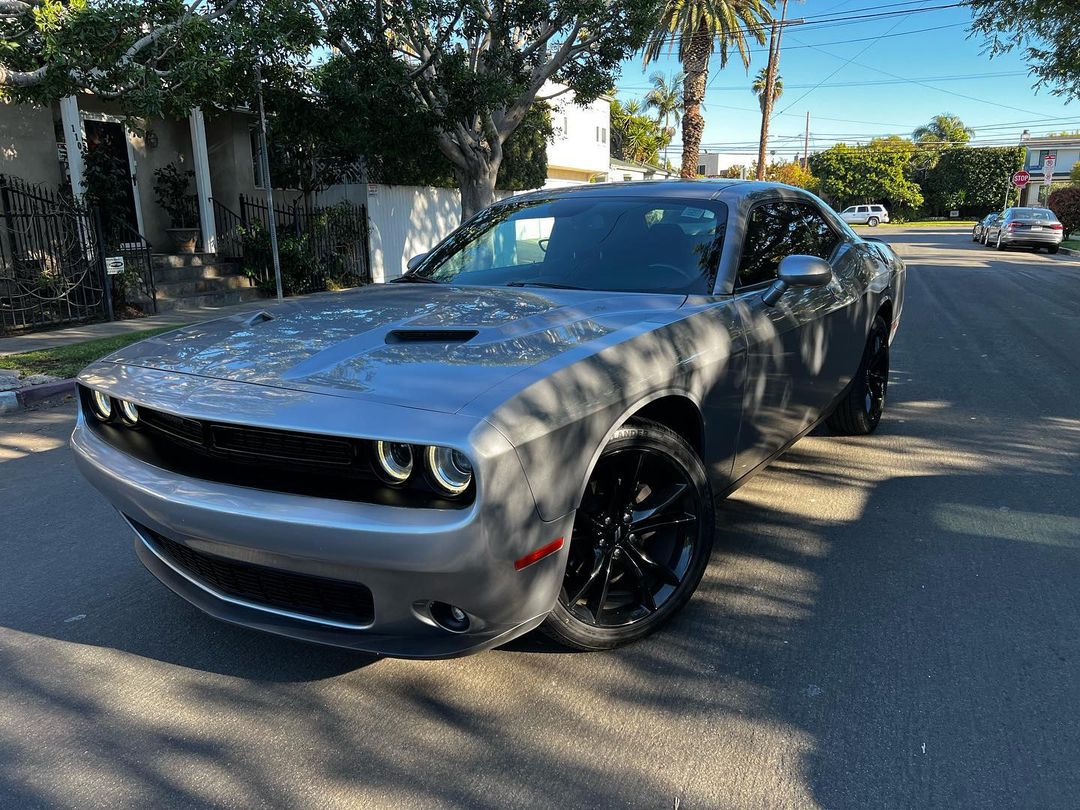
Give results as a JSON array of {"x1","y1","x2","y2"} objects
[
  {"x1": 996, "y1": 232, "x2": 1007, "y2": 250},
  {"x1": 868, "y1": 216, "x2": 880, "y2": 227},
  {"x1": 1048, "y1": 245, "x2": 1060, "y2": 254},
  {"x1": 541, "y1": 420, "x2": 714, "y2": 651},
  {"x1": 827, "y1": 316, "x2": 889, "y2": 436}
]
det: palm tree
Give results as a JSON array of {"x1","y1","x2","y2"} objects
[
  {"x1": 643, "y1": 0, "x2": 773, "y2": 179},
  {"x1": 912, "y1": 114, "x2": 975, "y2": 146},
  {"x1": 646, "y1": 71, "x2": 684, "y2": 131},
  {"x1": 751, "y1": 66, "x2": 783, "y2": 114}
]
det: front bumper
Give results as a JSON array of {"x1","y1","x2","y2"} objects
[{"x1": 71, "y1": 400, "x2": 574, "y2": 659}]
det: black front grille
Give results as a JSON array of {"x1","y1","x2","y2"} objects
[
  {"x1": 141, "y1": 523, "x2": 374, "y2": 626},
  {"x1": 141, "y1": 408, "x2": 204, "y2": 445},
  {"x1": 209, "y1": 423, "x2": 355, "y2": 465}
]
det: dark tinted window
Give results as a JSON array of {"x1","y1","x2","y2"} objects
[
  {"x1": 1008, "y1": 208, "x2": 1055, "y2": 221},
  {"x1": 416, "y1": 196, "x2": 727, "y2": 295},
  {"x1": 737, "y1": 201, "x2": 840, "y2": 288}
]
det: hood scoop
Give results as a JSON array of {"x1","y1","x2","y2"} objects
[{"x1": 385, "y1": 329, "x2": 478, "y2": 345}]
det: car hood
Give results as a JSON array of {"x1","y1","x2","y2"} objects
[{"x1": 104, "y1": 284, "x2": 685, "y2": 413}]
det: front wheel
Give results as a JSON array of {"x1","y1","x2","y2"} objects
[
  {"x1": 541, "y1": 420, "x2": 715, "y2": 651},
  {"x1": 868, "y1": 216, "x2": 880, "y2": 227},
  {"x1": 827, "y1": 316, "x2": 889, "y2": 435}
]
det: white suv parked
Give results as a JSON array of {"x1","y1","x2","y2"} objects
[{"x1": 840, "y1": 204, "x2": 890, "y2": 226}]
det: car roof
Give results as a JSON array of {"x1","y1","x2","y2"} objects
[{"x1": 501, "y1": 179, "x2": 811, "y2": 205}]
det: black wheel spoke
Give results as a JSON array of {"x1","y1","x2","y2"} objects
[
  {"x1": 586, "y1": 554, "x2": 615, "y2": 624},
  {"x1": 621, "y1": 552, "x2": 657, "y2": 612},
  {"x1": 631, "y1": 482, "x2": 688, "y2": 527},
  {"x1": 631, "y1": 511, "x2": 697, "y2": 535},
  {"x1": 568, "y1": 548, "x2": 605, "y2": 605},
  {"x1": 624, "y1": 542, "x2": 680, "y2": 587},
  {"x1": 615, "y1": 450, "x2": 646, "y2": 508}
]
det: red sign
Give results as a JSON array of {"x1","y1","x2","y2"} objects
[{"x1": 1012, "y1": 170, "x2": 1030, "y2": 188}]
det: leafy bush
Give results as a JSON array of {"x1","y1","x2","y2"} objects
[
  {"x1": 153, "y1": 163, "x2": 198, "y2": 228},
  {"x1": 239, "y1": 221, "x2": 359, "y2": 296},
  {"x1": 922, "y1": 146, "x2": 1025, "y2": 216},
  {"x1": 1047, "y1": 186, "x2": 1080, "y2": 237}
]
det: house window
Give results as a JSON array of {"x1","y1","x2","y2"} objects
[
  {"x1": 697, "y1": 164, "x2": 707, "y2": 174},
  {"x1": 623, "y1": 174, "x2": 633, "y2": 182},
  {"x1": 596, "y1": 126, "x2": 607, "y2": 144}
]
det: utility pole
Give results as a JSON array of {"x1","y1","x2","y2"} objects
[
  {"x1": 803, "y1": 111, "x2": 810, "y2": 171},
  {"x1": 255, "y1": 62, "x2": 284, "y2": 302},
  {"x1": 756, "y1": 0, "x2": 788, "y2": 180}
]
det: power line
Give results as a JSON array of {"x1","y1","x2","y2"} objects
[{"x1": 621, "y1": 70, "x2": 1026, "y2": 93}]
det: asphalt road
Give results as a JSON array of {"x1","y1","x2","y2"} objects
[{"x1": 2, "y1": 227, "x2": 1079, "y2": 809}]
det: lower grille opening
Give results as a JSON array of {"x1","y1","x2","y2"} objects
[{"x1": 137, "y1": 522, "x2": 374, "y2": 627}]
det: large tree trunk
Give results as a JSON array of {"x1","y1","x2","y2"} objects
[
  {"x1": 757, "y1": 2, "x2": 787, "y2": 180},
  {"x1": 679, "y1": 23, "x2": 712, "y2": 180},
  {"x1": 456, "y1": 160, "x2": 499, "y2": 220}
]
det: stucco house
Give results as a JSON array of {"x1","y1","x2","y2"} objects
[
  {"x1": 0, "y1": 94, "x2": 298, "y2": 251},
  {"x1": 1019, "y1": 134, "x2": 1080, "y2": 206}
]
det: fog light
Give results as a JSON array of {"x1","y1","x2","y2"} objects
[
  {"x1": 430, "y1": 601, "x2": 470, "y2": 633},
  {"x1": 119, "y1": 399, "x2": 140, "y2": 425},
  {"x1": 90, "y1": 390, "x2": 113, "y2": 421}
]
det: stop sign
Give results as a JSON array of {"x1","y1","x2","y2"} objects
[{"x1": 1012, "y1": 170, "x2": 1030, "y2": 188}]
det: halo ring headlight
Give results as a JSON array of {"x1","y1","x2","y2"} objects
[
  {"x1": 119, "y1": 399, "x2": 140, "y2": 425},
  {"x1": 375, "y1": 441, "x2": 414, "y2": 483},
  {"x1": 427, "y1": 446, "x2": 473, "y2": 496},
  {"x1": 90, "y1": 390, "x2": 113, "y2": 421}
]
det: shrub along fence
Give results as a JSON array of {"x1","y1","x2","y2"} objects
[{"x1": 214, "y1": 196, "x2": 371, "y2": 296}]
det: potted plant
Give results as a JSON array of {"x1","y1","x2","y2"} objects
[{"x1": 153, "y1": 163, "x2": 199, "y2": 253}]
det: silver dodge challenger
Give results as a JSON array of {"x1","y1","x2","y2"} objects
[{"x1": 72, "y1": 180, "x2": 904, "y2": 658}]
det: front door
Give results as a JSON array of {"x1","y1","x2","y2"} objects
[
  {"x1": 82, "y1": 119, "x2": 140, "y2": 235},
  {"x1": 729, "y1": 198, "x2": 857, "y2": 479}
]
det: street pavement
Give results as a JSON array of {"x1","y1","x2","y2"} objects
[{"x1": 1, "y1": 227, "x2": 1078, "y2": 809}]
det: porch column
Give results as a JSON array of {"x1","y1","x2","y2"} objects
[
  {"x1": 59, "y1": 95, "x2": 86, "y2": 198},
  {"x1": 188, "y1": 107, "x2": 217, "y2": 253}
]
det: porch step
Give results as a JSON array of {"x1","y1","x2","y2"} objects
[
  {"x1": 151, "y1": 253, "x2": 268, "y2": 312},
  {"x1": 153, "y1": 286, "x2": 267, "y2": 313},
  {"x1": 151, "y1": 254, "x2": 244, "y2": 284}
]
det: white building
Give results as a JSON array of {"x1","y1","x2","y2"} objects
[
  {"x1": 695, "y1": 152, "x2": 747, "y2": 178},
  {"x1": 543, "y1": 84, "x2": 612, "y2": 187},
  {"x1": 608, "y1": 157, "x2": 675, "y2": 182},
  {"x1": 1019, "y1": 134, "x2": 1080, "y2": 206}
]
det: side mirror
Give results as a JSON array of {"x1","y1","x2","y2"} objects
[
  {"x1": 406, "y1": 252, "x2": 428, "y2": 272},
  {"x1": 763, "y1": 255, "x2": 833, "y2": 306}
]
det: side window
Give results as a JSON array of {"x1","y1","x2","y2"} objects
[
  {"x1": 857, "y1": 206, "x2": 869, "y2": 213},
  {"x1": 737, "y1": 201, "x2": 840, "y2": 288}
]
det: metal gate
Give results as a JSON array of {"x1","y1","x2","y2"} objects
[{"x1": 0, "y1": 175, "x2": 107, "y2": 333}]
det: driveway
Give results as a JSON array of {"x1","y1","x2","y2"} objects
[{"x1": 1, "y1": 227, "x2": 1078, "y2": 809}]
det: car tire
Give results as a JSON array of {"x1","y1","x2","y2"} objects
[
  {"x1": 996, "y1": 232, "x2": 1006, "y2": 250},
  {"x1": 972, "y1": 229, "x2": 979, "y2": 242},
  {"x1": 868, "y1": 216, "x2": 880, "y2": 227},
  {"x1": 1048, "y1": 246, "x2": 1060, "y2": 254},
  {"x1": 826, "y1": 315, "x2": 889, "y2": 436},
  {"x1": 541, "y1": 419, "x2": 715, "y2": 651}
]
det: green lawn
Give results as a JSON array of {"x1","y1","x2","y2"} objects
[
  {"x1": 1063, "y1": 239, "x2": 1079, "y2": 251},
  {"x1": 0, "y1": 326, "x2": 180, "y2": 380}
]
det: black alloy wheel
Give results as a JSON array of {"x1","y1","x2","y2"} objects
[
  {"x1": 827, "y1": 315, "x2": 890, "y2": 435},
  {"x1": 542, "y1": 420, "x2": 714, "y2": 650}
]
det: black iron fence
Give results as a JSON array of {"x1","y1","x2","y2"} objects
[
  {"x1": 0, "y1": 175, "x2": 106, "y2": 333},
  {"x1": 234, "y1": 194, "x2": 372, "y2": 291}
]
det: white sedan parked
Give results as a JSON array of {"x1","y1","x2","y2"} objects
[{"x1": 840, "y1": 204, "x2": 890, "y2": 226}]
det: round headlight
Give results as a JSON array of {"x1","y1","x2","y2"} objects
[
  {"x1": 427, "y1": 446, "x2": 473, "y2": 495},
  {"x1": 375, "y1": 441, "x2": 414, "y2": 483},
  {"x1": 119, "y1": 399, "x2": 139, "y2": 425},
  {"x1": 90, "y1": 390, "x2": 113, "y2": 421}
]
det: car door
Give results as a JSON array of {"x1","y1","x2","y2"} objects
[
  {"x1": 840, "y1": 206, "x2": 856, "y2": 223},
  {"x1": 730, "y1": 198, "x2": 859, "y2": 479}
]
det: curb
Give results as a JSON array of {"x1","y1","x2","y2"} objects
[
  {"x1": 0, "y1": 378, "x2": 75, "y2": 415},
  {"x1": 1060, "y1": 246, "x2": 1079, "y2": 257}
]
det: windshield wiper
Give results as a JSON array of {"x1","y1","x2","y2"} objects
[
  {"x1": 391, "y1": 274, "x2": 441, "y2": 283},
  {"x1": 506, "y1": 280, "x2": 587, "y2": 290}
]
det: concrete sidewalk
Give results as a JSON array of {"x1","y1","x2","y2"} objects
[{"x1": 0, "y1": 298, "x2": 276, "y2": 356}]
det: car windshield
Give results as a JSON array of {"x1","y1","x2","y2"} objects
[
  {"x1": 412, "y1": 196, "x2": 728, "y2": 295},
  {"x1": 1010, "y1": 208, "x2": 1056, "y2": 221}
]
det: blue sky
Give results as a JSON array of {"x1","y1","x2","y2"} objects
[{"x1": 613, "y1": 0, "x2": 1079, "y2": 167}]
